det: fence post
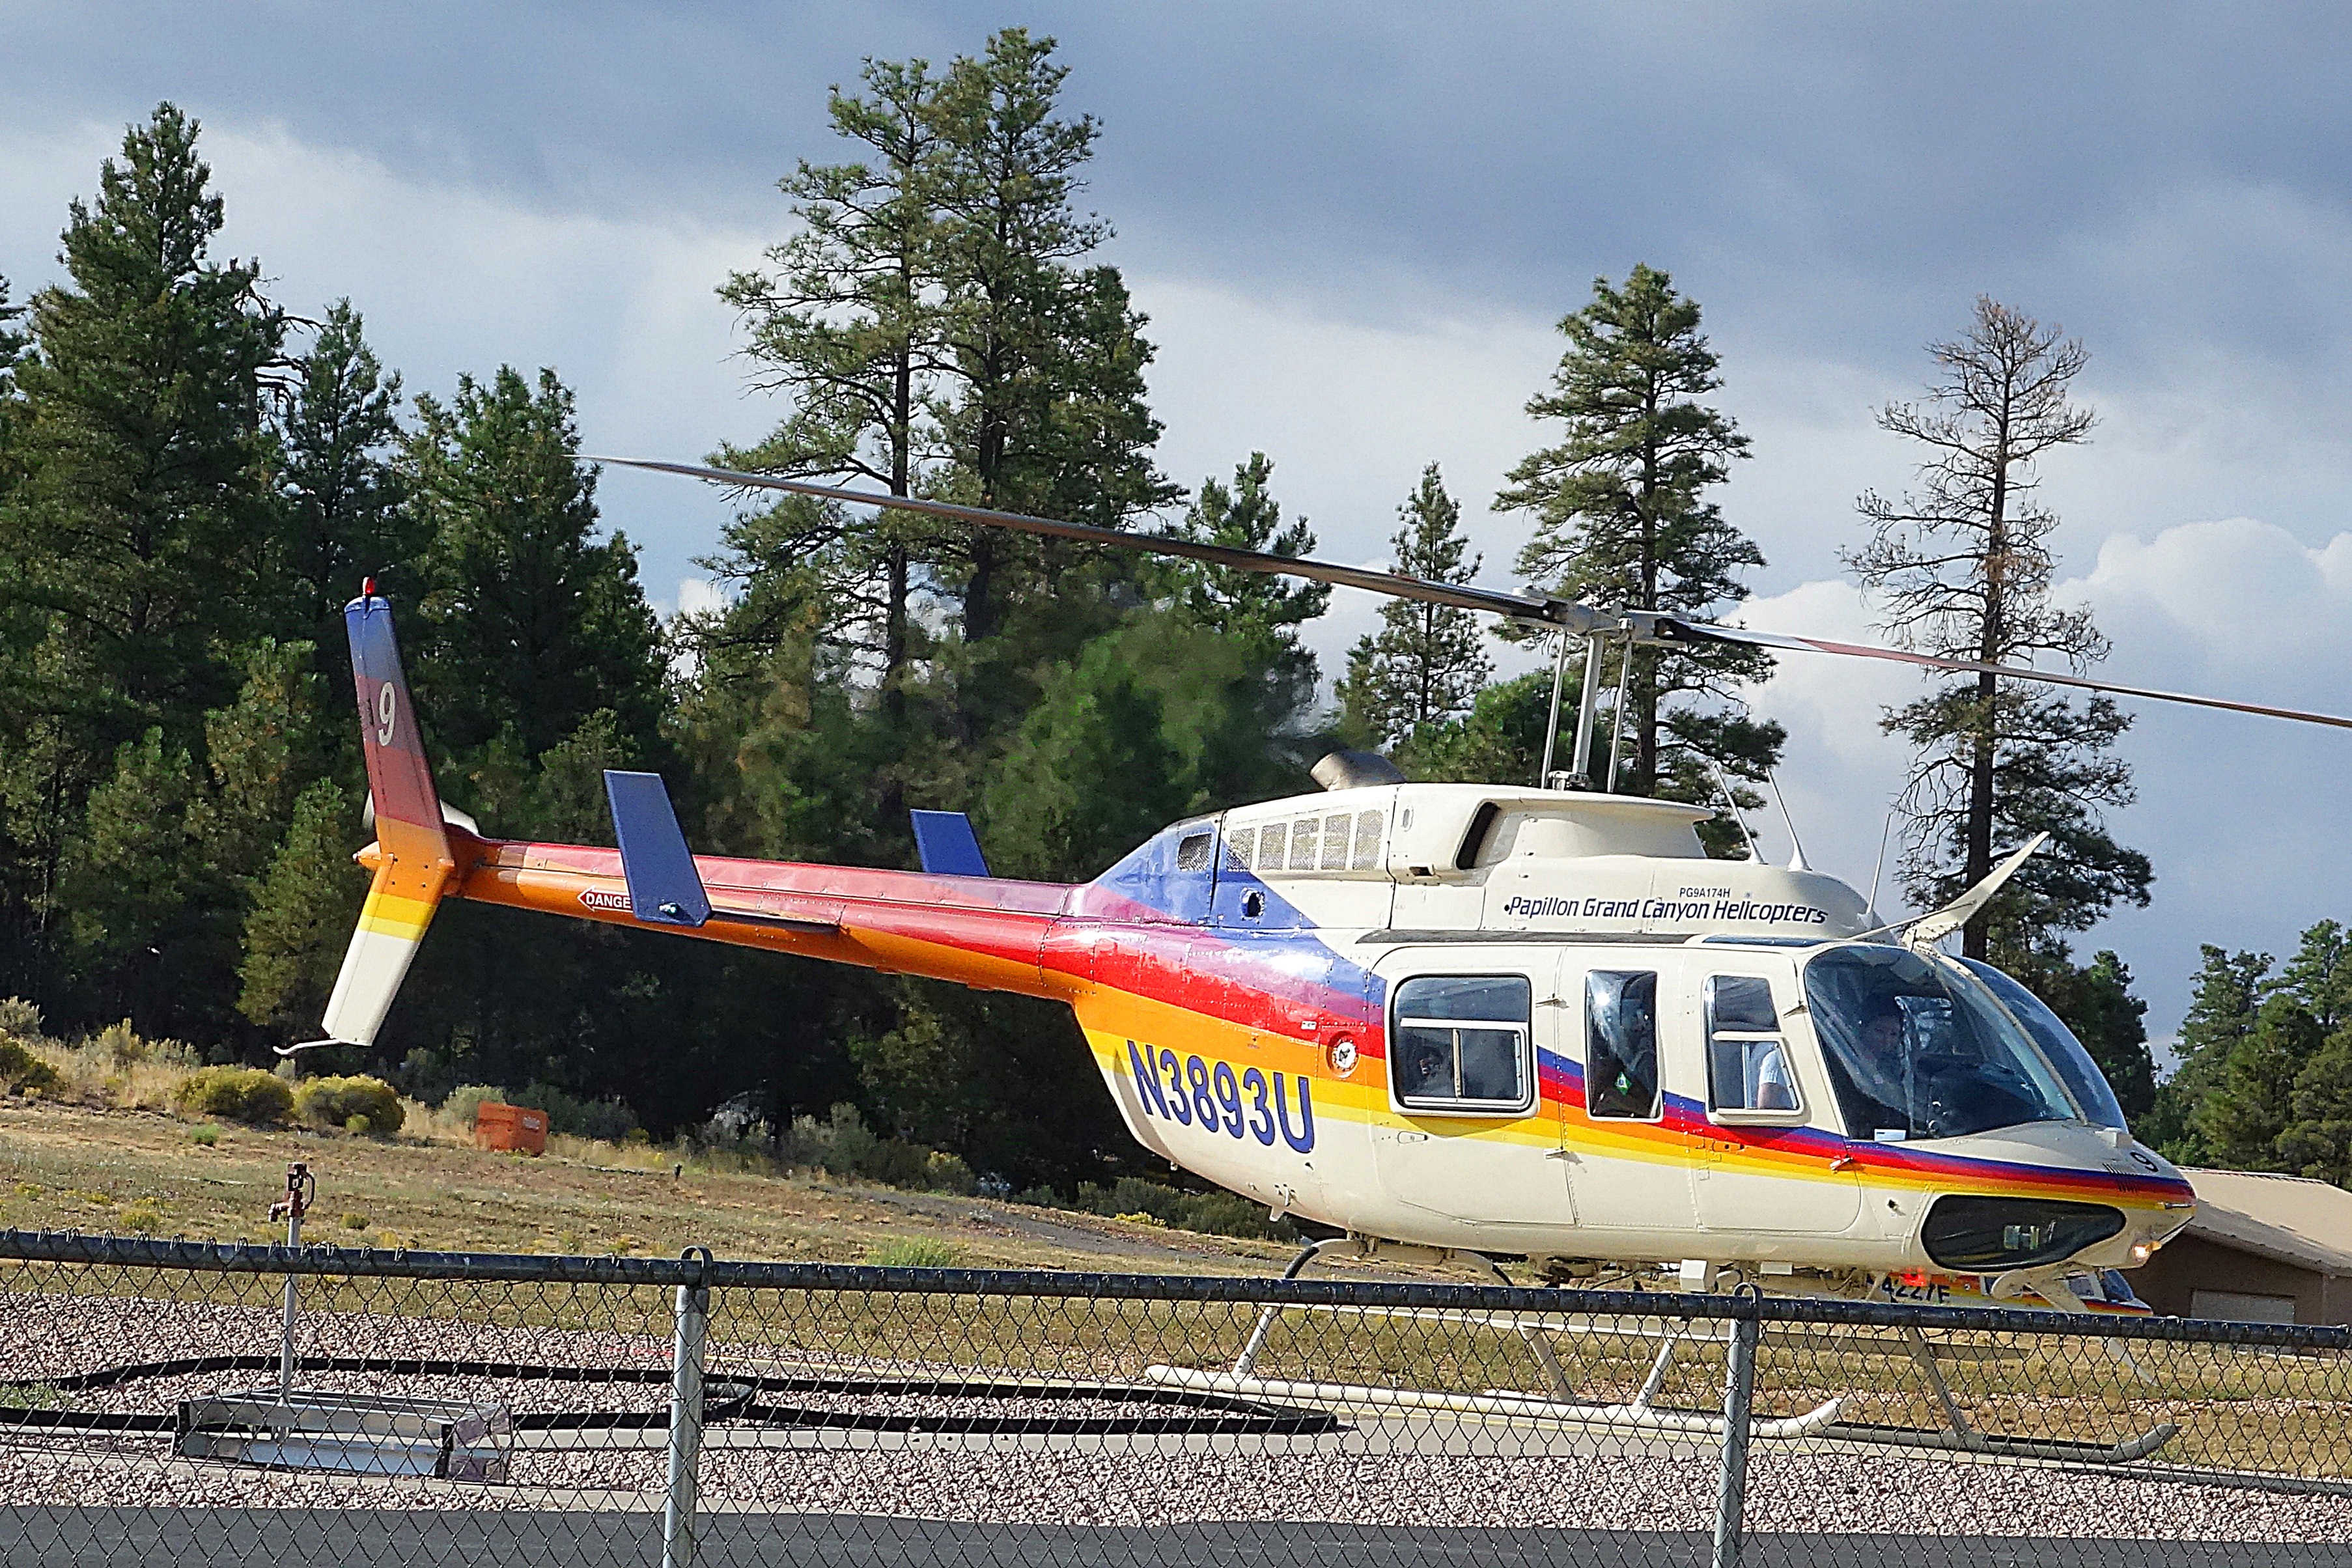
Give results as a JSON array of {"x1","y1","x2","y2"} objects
[
  {"x1": 664, "y1": 1248, "x2": 714, "y2": 1568},
  {"x1": 1711, "y1": 1290, "x2": 1761, "y2": 1568}
]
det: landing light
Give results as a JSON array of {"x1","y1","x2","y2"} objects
[{"x1": 2129, "y1": 1241, "x2": 2153, "y2": 1266}]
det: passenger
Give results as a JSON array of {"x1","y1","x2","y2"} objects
[
  {"x1": 1407, "y1": 1039, "x2": 1449, "y2": 1099},
  {"x1": 1751, "y1": 1040, "x2": 1797, "y2": 1111}
]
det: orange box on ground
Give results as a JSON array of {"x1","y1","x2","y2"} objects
[{"x1": 473, "y1": 1101, "x2": 548, "y2": 1156}]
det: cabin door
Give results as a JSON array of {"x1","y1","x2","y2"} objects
[
  {"x1": 1559, "y1": 956, "x2": 1697, "y2": 1237},
  {"x1": 1684, "y1": 961, "x2": 1862, "y2": 1235},
  {"x1": 1368, "y1": 947, "x2": 1568, "y2": 1228}
]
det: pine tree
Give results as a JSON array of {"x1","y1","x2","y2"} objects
[
  {"x1": 529, "y1": 710, "x2": 632, "y2": 843},
  {"x1": 2281, "y1": 1025, "x2": 2352, "y2": 1187},
  {"x1": 926, "y1": 29, "x2": 1174, "y2": 645},
  {"x1": 275, "y1": 301, "x2": 408, "y2": 651},
  {"x1": 57, "y1": 729, "x2": 196, "y2": 1027},
  {"x1": 0, "y1": 105, "x2": 283, "y2": 1024},
  {"x1": 191, "y1": 639, "x2": 321, "y2": 891},
  {"x1": 2196, "y1": 997, "x2": 2322, "y2": 1172},
  {"x1": 1849, "y1": 297, "x2": 2148, "y2": 959},
  {"x1": 0, "y1": 271, "x2": 24, "y2": 408},
  {"x1": 2146, "y1": 945, "x2": 2273, "y2": 1163},
  {"x1": 2275, "y1": 920, "x2": 2352, "y2": 1035},
  {"x1": 238, "y1": 777, "x2": 363, "y2": 1031},
  {"x1": 1405, "y1": 671, "x2": 1556, "y2": 787},
  {"x1": 1161, "y1": 453, "x2": 1328, "y2": 710},
  {"x1": 980, "y1": 632, "x2": 1188, "y2": 881},
  {"x1": 716, "y1": 54, "x2": 949, "y2": 693},
  {"x1": 1337, "y1": 464, "x2": 1491, "y2": 753},
  {"x1": 3, "y1": 104, "x2": 284, "y2": 743},
  {"x1": 2264, "y1": 922, "x2": 2352, "y2": 1184},
  {"x1": 0, "y1": 273, "x2": 36, "y2": 970},
  {"x1": 404, "y1": 367, "x2": 665, "y2": 774},
  {"x1": 1496, "y1": 264, "x2": 1780, "y2": 800}
]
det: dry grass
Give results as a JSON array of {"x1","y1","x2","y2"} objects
[
  {"x1": 0, "y1": 1097, "x2": 1389, "y2": 1279},
  {"x1": 13, "y1": 1022, "x2": 197, "y2": 1115}
]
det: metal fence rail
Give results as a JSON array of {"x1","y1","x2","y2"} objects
[{"x1": 0, "y1": 1230, "x2": 2347, "y2": 1567}]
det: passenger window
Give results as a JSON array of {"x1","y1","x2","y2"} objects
[
  {"x1": 1256, "y1": 826, "x2": 1285, "y2": 872},
  {"x1": 1225, "y1": 826, "x2": 1256, "y2": 869},
  {"x1": 1321, "y1": 812, "x2": 1352, "y2": 870},
  {"x1": 1351, "y1": 809, "x2": 1384, "y2": 870},
  {"x1": 1176, "y1": 832, "x2": 1213, "y2": 871},
  {"x1": 1705, "y1": 974, "x2": 1799, "y2": 1116},
  {"x1": 1585, "y1": 971, "x2": 1660, "y2": 1119},
  {"x1": 1392, "y1": 975, "x2": 1533, "y2": 1112},
  {"x1": 1289, "y1": 818, "x2": 1319, "y2": 869}
]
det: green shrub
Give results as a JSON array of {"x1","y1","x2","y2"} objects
[
  {"x1": 0, "y1": 1038, "x2": 61, "y2": 1097},
  {"x1": 0, "y1": 1382, "x2": 63, "y2": 1411},
  {"x1": 863, "y1": 1237, "x2": 960, "y2": 1268},
  {"x1": 442, "y1": 1084, "x2": 508, "y2": 1124},
  {"x1": 175, "y1": 1066, "x2": 293, "y2": 1126},
  {"x1": 516, "y1": 1082, "x2": 639, "y2": 1142},
  {"x1": 393, "y1": 1046, "x2": 458, "y2": 1108},
  {"x1": 189, "y1": 1125, "x2": 221, "y2": 1147},
  {"x1": 0, "y1": 998, "x2": 44, "y2": 1041},
  {"x1": 92, "y1": 1020, "x2": 148, "y2": 1067},
  {"x1": 922, "y1": 1149, "x2": 978, "y2": 1196},
  {"x1": 292, "y1": 1075, "x2": 405, "y2": 1136},
  {"x1": 1074, "y1": 1177, "x2": 1291, "y2": 1240},
  {"x1": 779, "y1": 1104, "x2": 968, "y2": 1190}
]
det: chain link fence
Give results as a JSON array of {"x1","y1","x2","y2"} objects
[{"x1": 1, "y1": 1228, "x2": 2347, "y2": 1567}]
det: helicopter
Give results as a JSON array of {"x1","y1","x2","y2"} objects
[{"x1": 311, "y1": 458, "x2": 2352, "y2": 1453}]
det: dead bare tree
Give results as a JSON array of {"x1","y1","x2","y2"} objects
[{"x1": 1847, "y1": 298, "x2": 2149, "y2": 960}]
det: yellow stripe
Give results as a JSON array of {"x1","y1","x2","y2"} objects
[
  {"x1": 1078, "y1": 1003, "x2": 1562, "y2": 1150},
  {"x1": 356, "y1": 888, "x2": 436, "y2": 941},
  {"x1": 1080, "y1": 994, "x2": 2174, "y2": 1212}
]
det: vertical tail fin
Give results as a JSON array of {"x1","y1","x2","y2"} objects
[{"x1": 318, "y1": 586, "x2": 457, "y2": 1048}]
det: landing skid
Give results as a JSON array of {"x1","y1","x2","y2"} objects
[
  {"x1": 1142, "y1": 1236, "x2": 1843, "y2": 1441},
  {"x1": 1817, "y1": 1323, "x2": 2178, "y2": 1464},
  {"x1": 1143, "y1": 1239, "x2": 2179, "y2": 1463}
]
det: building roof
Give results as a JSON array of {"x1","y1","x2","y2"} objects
[{"x1": 2181, "y1": 1168, "x2": 2352, "y2": 1276}]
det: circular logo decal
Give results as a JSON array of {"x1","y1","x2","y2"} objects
[{"x1": 1327, "y1": 1035, "x2": 1358, "y2": 1076}]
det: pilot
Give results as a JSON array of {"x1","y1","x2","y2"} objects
[
  {"x1": 1842, "y1": 996, "x2": 1915, "y2": 1129},
  {"x1": 1860, "y1": 1001, "x2": 1907, "y2": 1063}
]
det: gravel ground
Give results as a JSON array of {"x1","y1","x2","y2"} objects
[{"x1": 3, "y1": 1290, "x2": 2350, "y2": 1543}]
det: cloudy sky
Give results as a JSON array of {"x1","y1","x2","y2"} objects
[{"x1": 6, "y1": 3, "x2": 2350, "y2": 1045}]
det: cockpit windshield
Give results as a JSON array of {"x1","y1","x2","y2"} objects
[
  {"x1": 1803, "y1": 945, "x2": 2086, "y2": 1141},
  {"x1": 1957, "y1": 957, "x2": 2129, "y2": 1132}
]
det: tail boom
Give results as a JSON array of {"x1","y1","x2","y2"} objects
[{"x1": 445, "y1": 837, "x2": 1080, "y2": 1000}]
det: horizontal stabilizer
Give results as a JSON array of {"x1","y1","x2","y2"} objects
[
  {"x1": 911, "y1": 810, "x2": 991, "y2": 878},
  {"x1": 604, "y1": 770, "x2": 712, "y2": 927}
]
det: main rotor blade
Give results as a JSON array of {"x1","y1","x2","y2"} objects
[
  {"x1": 1650, "y1": 616, "x2": 2352, "y2": 732},
  {"x1": 596, "y1": 456, "x2": 1584, "y2": 628}
]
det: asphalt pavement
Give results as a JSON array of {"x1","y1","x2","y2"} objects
[{"x1": 3, "y1": 1511, "x2": 2343, "y2": 1568}]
